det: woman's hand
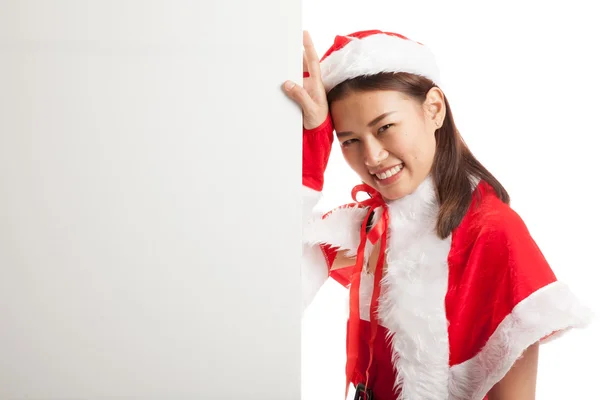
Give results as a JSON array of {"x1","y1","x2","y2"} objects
[
  {"x1": 283, "y1": 30, "x2": 334, "y2": 192},
  {"x1": 283, "y1": 30, "x2": 329, "y2": 130}
]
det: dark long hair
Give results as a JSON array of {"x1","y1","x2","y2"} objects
[{"x1": 327, "y1": 72, "x2": 509, "y2": 239}]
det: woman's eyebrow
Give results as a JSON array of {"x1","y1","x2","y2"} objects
[{"x1": 336, "y1": 111, "x2": 397, "y2": 137}]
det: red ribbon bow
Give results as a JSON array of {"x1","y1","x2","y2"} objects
[{"x1": 343, "y1": 184, "x2": 389, "y2": 399}]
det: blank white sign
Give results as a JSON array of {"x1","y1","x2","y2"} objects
[{"x1": 0, "y1": 1, "x2": 302, "y2": 399}]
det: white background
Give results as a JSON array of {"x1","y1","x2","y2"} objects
[
  {"x1": 302, "y1": 1, "x2": 600, "y2": 399},
  {"x1": 0, "y1": 1, "x2": 302, "y2": 399}
]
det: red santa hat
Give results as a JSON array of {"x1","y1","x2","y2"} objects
[{"x1": 319, "y1": 29, "x2": 442, "y2": 93}]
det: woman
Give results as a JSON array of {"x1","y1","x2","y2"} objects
[{"x1": 284, "y1": 30, "x2": 591, "y2": 400}]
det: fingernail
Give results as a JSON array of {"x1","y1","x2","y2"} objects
[{"x1": 285, "y1": 81, "x2": 295, "y2": 90}]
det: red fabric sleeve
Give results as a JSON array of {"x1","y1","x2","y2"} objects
[
  {"x1": 303, "y1": 113, "x2": 334, "y2": 192},
  {"x1": 319, "y1": 243, "x2": 353, "y2": 288}
]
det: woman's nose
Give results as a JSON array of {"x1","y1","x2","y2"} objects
[{"x1": 364, "y1": 139, "x2": 388, "y2": 167}]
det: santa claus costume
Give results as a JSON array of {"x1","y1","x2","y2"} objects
[{"x1": 301, "y1": 30, "x2": 592, "y2": 400}]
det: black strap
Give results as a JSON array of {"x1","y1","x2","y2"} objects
[
  {"x1": 354, "y1": 383, "x2": 374, "y2": 400},
  {"x1": 365, "y1": 209, "x2": 375, "y2": 233}
]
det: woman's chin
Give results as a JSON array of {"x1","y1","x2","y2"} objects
[
  {"x1": 377, "y1": 183, "x2": 409, "y2": 201},
  {"x1": 372, "y1": 174, "x2": 412, "y2": 201}
]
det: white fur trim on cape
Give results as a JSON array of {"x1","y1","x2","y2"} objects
[
  {"x1": 303, "y1": 204, "x2": 369, "y2": 256},
  {"x1": 320, "y1": 33, "x2": 442, "y2": 93},
  {"x1": 375, "y1": 176, "x2": 453, "y2": 400},
  {"x1": 448, "y1": 281, "x2": 593, "y2": 400}
]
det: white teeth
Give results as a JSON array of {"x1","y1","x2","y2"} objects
[{"x1": 375, "y1": 164, "x2": 403, "y2": 180}]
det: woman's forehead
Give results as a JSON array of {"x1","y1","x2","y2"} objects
[
  {"x1": 332, "y1": 91, "x2": 416, "y2": 124},
  {"x1": 334, "y1": 90, "x2": 413, "y2": 111}
]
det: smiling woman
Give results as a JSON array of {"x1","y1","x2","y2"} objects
[{"x1": 284, "y1": 29, "x2": 592, "y2": 400}]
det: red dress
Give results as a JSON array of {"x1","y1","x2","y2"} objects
[{"x1": 302, "y1": 176, "x2": 591, "y2": 400}]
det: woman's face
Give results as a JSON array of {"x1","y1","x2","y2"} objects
[{"x1": 330, "y1": 88, "x2": 445, "y2": 201}]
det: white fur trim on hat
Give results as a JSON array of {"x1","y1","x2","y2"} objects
[{"x1": 320, "y1": 33, "x2": 442, "y2": 93}]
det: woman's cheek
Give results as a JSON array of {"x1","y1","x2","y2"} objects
[{"x1": 341, "y1": 149, "x2": 362, "y2": 173}]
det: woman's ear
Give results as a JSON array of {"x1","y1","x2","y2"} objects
[{"x1": 424, "y1": 87, "x2": 446, "y2": 126}]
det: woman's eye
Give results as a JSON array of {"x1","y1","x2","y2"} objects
[
  {"x1": 342, "y1": 138, "x2": 358, "y2": 147},
  {"x1": 378, "y1": 124, "x2": 394, "y2": 134}
]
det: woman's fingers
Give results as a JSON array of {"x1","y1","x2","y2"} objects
[
  {"x1": 282, "y1": 80, "x2": 314, "y2": 110},
  {"x1": 281, "y1": 30, "x2": 328, "y2": 129},
  {"x1": 303, "y1": 50, "x2": 309, "y2": 77},
  {"x1": 303, "y1": 30, "x2": 321, "y2": 81}
]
